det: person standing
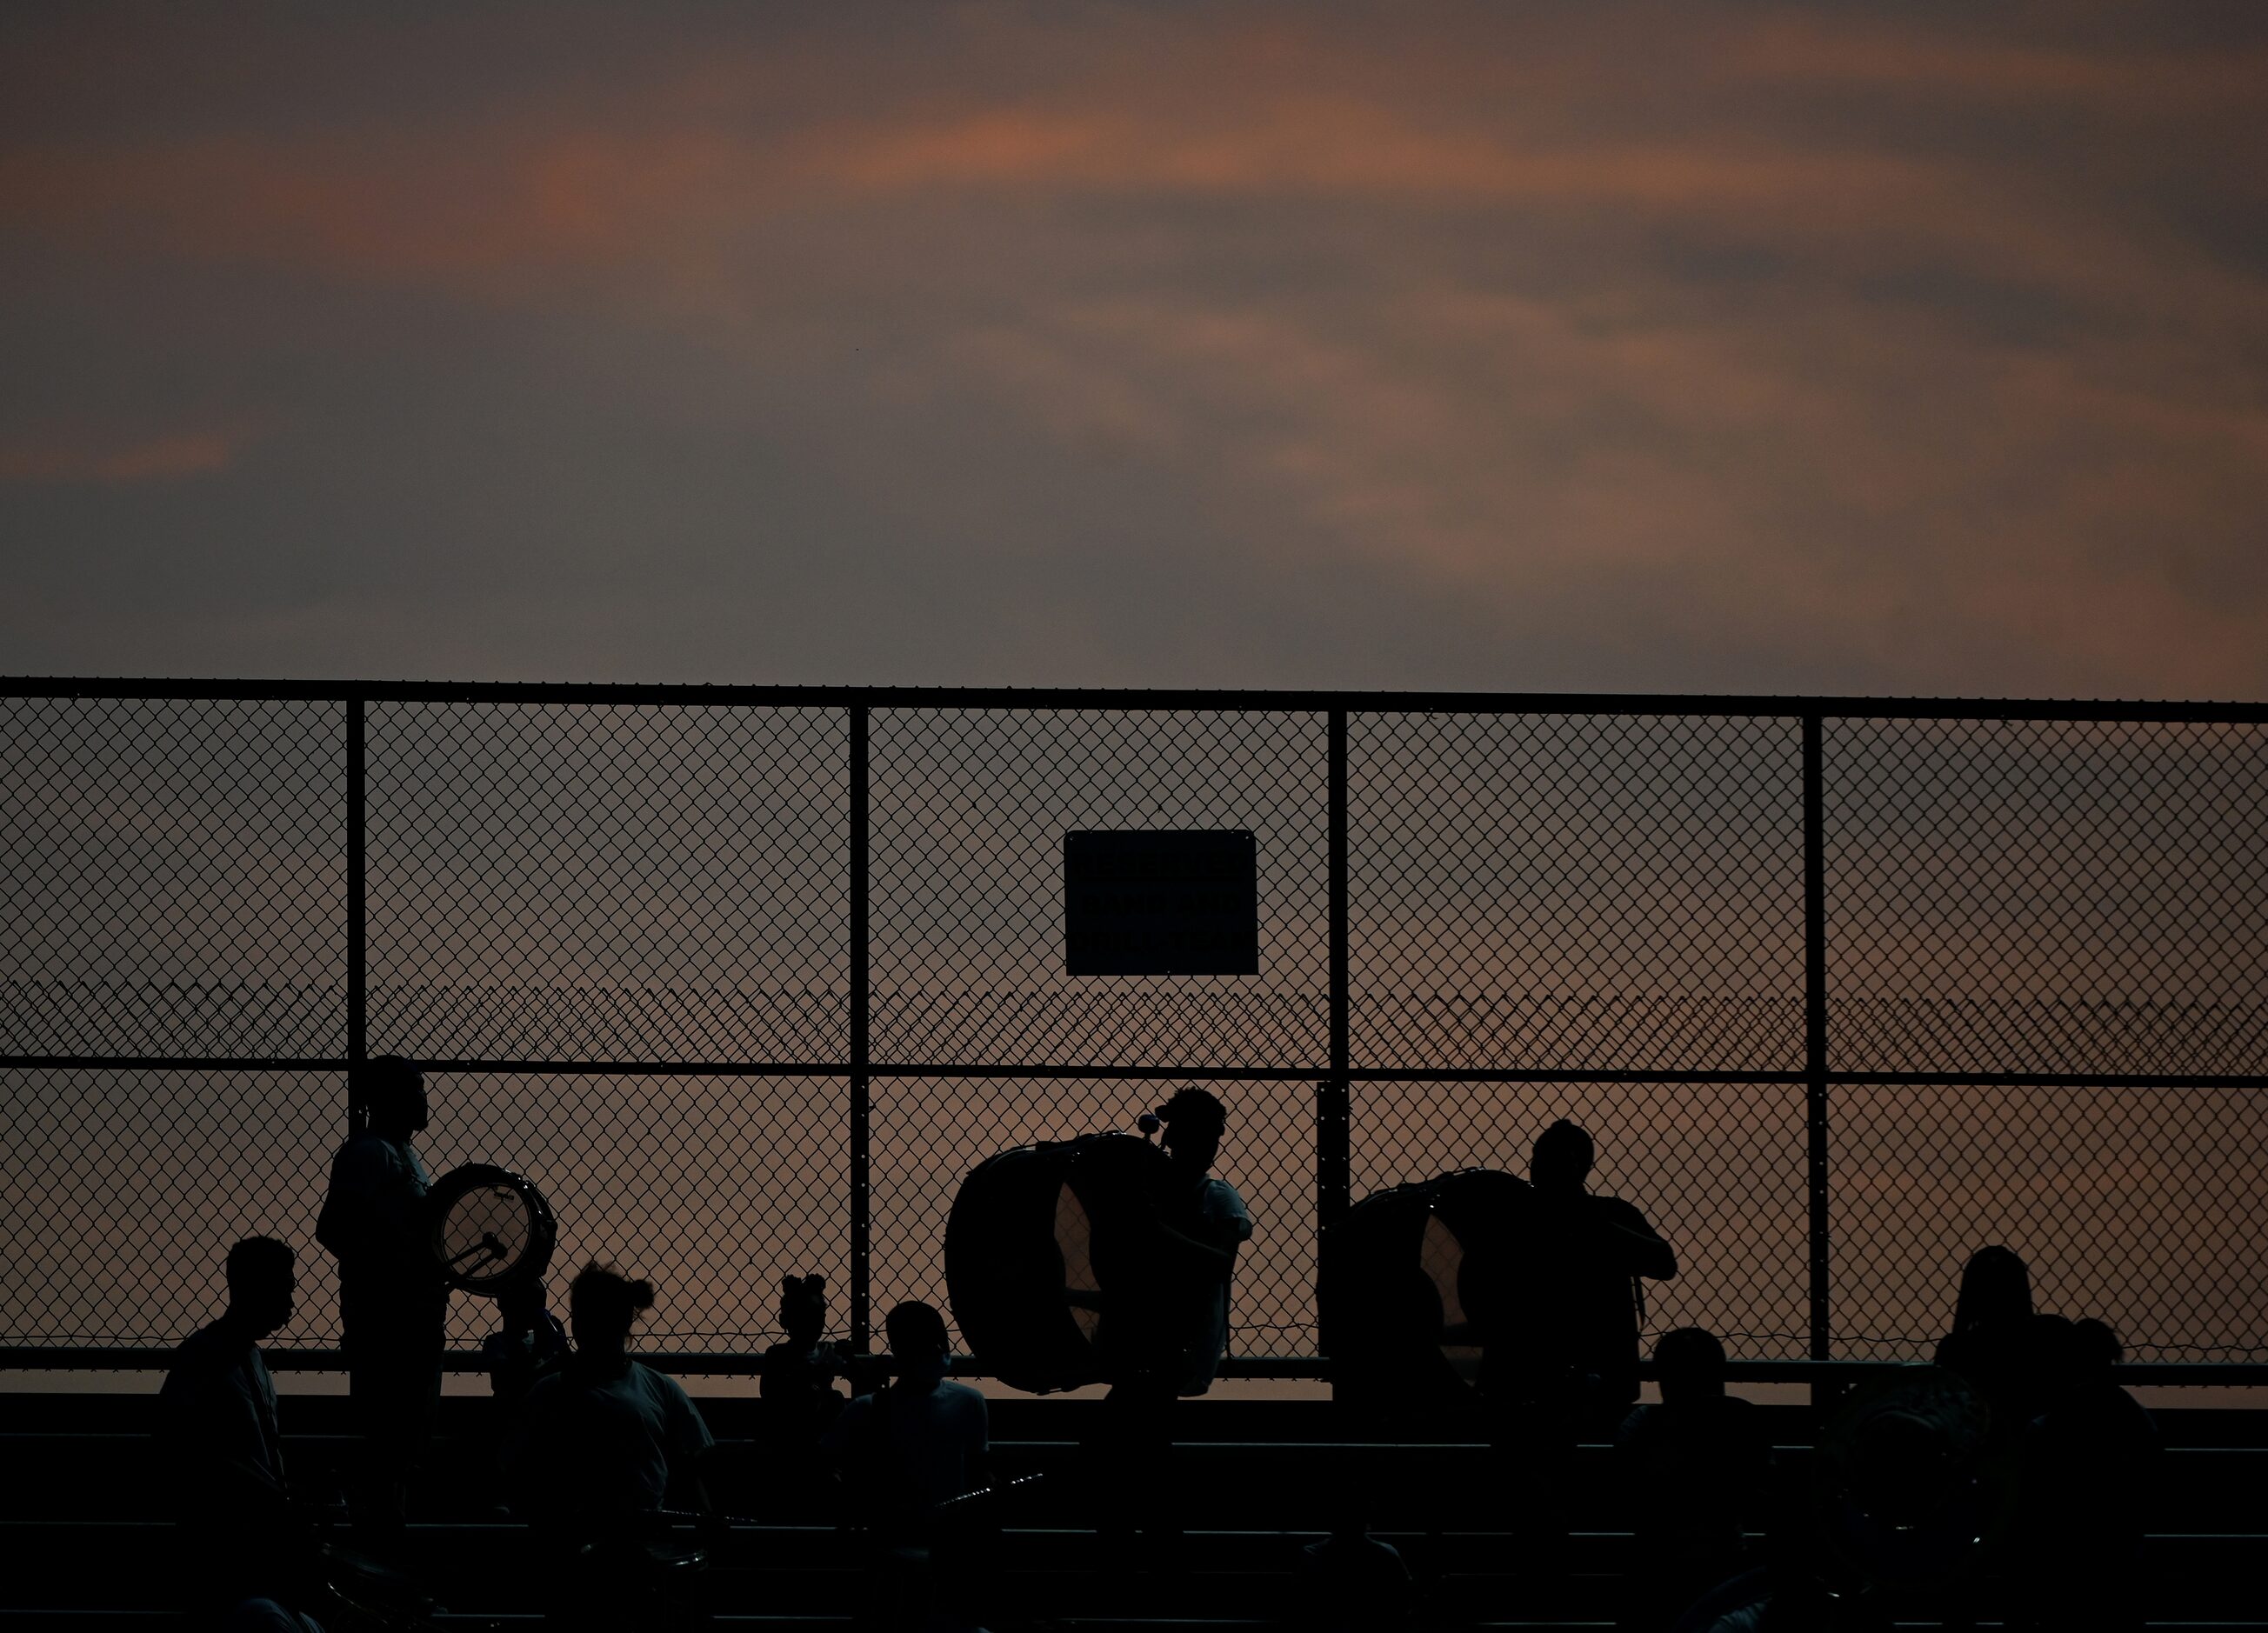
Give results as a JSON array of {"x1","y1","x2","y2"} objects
[
  {"x1": 1093, "y1": 1088, "x2": 1253, "y2": 1556},
  {"x1": 316, "y1": 1053, "x2": 448, "y2": 1540}
]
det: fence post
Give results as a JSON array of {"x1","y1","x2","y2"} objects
[
  {"x1": 1802, "y1": 711, "x2": 1831, "y2": 1362},
  {"x1": 347, "y1": 692, "x2": 366, "y2": 1083},
  {"x1": 1320, "y1": 708, "x2": 1351, "y2": 1229},
  {"x1": 850, "y1": 703, "x2": 872, "y2": 1354}
]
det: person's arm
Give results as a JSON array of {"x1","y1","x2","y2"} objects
[
  {"x1": 323, "y1": 1140, "x2": 434, "y2": 1283},
  {"x1": 166, "y1": 1375, "x2": 295, "y2": 1518},
  {"x1": 663, "y1": 1382, "x2": 718, "y2": 1516},
  {"x1": 1137, "y1": 1195, "x2": 1237, "y2": 1268},
  {"x1": 1596, "y1": 1199, "x2": 1676, "y2": 1280}
]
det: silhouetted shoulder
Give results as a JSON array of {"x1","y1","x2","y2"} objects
[
  {"x1": 1198, "y1": 1177, "x2": 1254, "y2": 1243},
  {"x1": 630, "y1": 1359, "x2": 716, "y2": 1458}
]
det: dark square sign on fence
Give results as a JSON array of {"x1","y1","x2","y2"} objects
[{"x1": 1064, "y1": 830, "x2": 1259, "y2": 976}]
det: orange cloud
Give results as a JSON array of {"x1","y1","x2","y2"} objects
[{"x1": 0, "y1": 426, "x2": 250, "y2": 484}]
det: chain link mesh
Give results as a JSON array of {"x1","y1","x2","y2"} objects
[
  {"x1": 1351, "y1": 713, "x2": 1805, "y2": 1071},
  {"x1": 869, "y1": 709, "x2": 1328, "y2": 1067},
  {"x1": 1826, "y1": 717, "x2": 2268, "y2": 1076},
  {"x1": 2, "y1": 1068, "x2": 344, "y2": 1347},
  {"x1": 2, "y1": 691, "x2": 2262, "y2": 1363},
  {"x1": 366, "y1": 703, "x2": 850, "y2": 1064},
  {"x1": 1831, "y1": 1083, "x2": 2268, "y2": 1360},
  {"x1": 2, "y1": 697, "x2": 345, "y2": 1059}
]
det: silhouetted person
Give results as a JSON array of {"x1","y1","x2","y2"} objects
[
  {"x1": 824, "y1": 1301, "x2": 990, "y2": 1632},
  {"x1": 1490, "y1": 1118, "x2": 1674, "y2": 1555},
  {"x1": 484, "y1": 1274, "x2": 570, "y2": 1402},
  {"x1": 1932, "y1": 1247, "x2": 2035, "y2": 1435},
  {"x1": 1616, "y1": 1328, "x2": 1773, "y2": 1631},
  {"x1": 757, "y1": 1273, "x2": 846, "y2": 1503},
  {"x1": 510, "y1": 1263, "x2": 717, "y2": 1630},
  {"x1": 1294, "y1": 1505, "x2": 1418, "y2": 1630},
  {"x1": 1093, "y1": 1087, "x2": 1251, "y2": 1556},
  {"x1": 157, "y1": 1236, "x2": 312, "y2": 1614},
  {"x1": 315, "y1": 1053, "x2": 447, "y2": 1540},
  {"x1": 480, "y1": 1275, "x2": 569, "y2": 1509},
  {"x1": 510, "y1": 1262, "x2": 717, "y2": 1529},
  {"x1": 826, "y1": 1301, "x2": 989, "y2": 1536},
  {"x1": 2012, "y1": 1318, "x2": 2160, "y2": 1631}
]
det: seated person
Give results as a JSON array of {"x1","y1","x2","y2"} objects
[
  {"x1": 822, "y1": 1301, "x2": 989, "y2": 1543},
  {"x1": 1615, "y1": 1328, "x2": 1773, "y2": 1630},
  {"x1": 482, "y1": 1275, "x2": 570, "y2": 1403},
  {"x1": 1932, "y1": 1246, "x2": 2036, "y2": 1436},
  {"x1": 759, "y1": 1273, "x2": 846, "y2": 1450},
  {"x1": 2016, "y1": 1317, "x2": 2161, "y2": 1631},
  {"x1": 509, "y1": 1262, "x2": 716, "y2": 1537},
  {"x1": 157, "y1": 1236, "x2": 310, "y2": 1610}
]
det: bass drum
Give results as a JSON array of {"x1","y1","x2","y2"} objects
[
  {"x1": 1319, "y1": 1167, "x2": 1534, "y2": 1423},
  {"x1": 945, "y1": 1132, "x2": 1177, "y2": 1395},
  {"x1": 425, "y1": 1163, "x2": 557, "y2": 1296}
]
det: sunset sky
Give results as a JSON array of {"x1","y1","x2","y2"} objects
[{"x1": 4, "y1": 2, "x2": 2266, "y2": 697}]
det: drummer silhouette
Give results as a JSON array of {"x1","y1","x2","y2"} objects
[
  {"x1": 157, "y1": 1237, "x2": 310, "y2": 1613},
  {"x1": 314, "y1": 1054, "x2": 448, "y2": 1541},
  {"x1": 1091, "y1": 1088, "x2": 1252, "y2": 1556}
]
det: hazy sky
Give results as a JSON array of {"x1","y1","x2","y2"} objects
[{"x1": 4, "y1": 2, "x2": 2265, "y2": 696}]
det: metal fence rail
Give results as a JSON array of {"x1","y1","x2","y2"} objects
[{"x1": 4, "y1": 682, "x2": 2264, "y2": 1370}]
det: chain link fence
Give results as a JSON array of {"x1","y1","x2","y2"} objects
[{"x1": 3, "y1": 685, "x2": 2263, "y2": 1367}]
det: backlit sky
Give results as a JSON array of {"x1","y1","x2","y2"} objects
[{"x1": 4, "y1": 3, "x2": 2265, "y2": 696}]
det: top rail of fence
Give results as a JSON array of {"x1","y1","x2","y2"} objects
[{"x1": 7, "y1": 677, "x2": 2267, "y2": 721}]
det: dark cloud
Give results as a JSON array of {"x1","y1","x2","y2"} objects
[{"x1": 3, "y1": 2, "x2": 2264, "y2": 695}]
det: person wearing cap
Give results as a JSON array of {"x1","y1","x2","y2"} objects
[
  {"x1": 1090, "y1": 1088, "x2": 1253, "y2": 1557},
  {"x1": 315, "y1": 1053, "x2": 449, "y2": 1540}
]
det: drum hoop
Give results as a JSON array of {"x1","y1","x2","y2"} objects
[{"x1": 427, "y1": 1162, "x2": 557, "y2": 1291}]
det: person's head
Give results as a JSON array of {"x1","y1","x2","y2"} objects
[
  {"x1": 885, "y1": 1300, "x2": 951, "y2": 1391},
  {"x1": 1951, "y1": 1245, "x2": 2031, "y2": 1333},
  {"x1": 225, "y1": 1236, "x2": 295, "y2": 1337},
  {"x1": 352, "y1": 1054, "x2": 427, "y2": 1138},
  {"x1": 780, "y1": 1273, "x2": 827, "y2": 1344},
  {"x1": 568, "y1": 1261, "x2": 653, "y2": 1359},
  {"x1": 1157, "y1": 1087, "x2": 1228, "y2": 1174},
  {"x1": 1654, "y1": 1326, "x2": 1728, "y2": 1405},
  {"x1": 1530, "y1": 1119, "x2": 1593, "y2": 1193}
]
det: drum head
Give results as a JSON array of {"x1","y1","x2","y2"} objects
[
  {"x1": 946, "y1": 1132, "x2": 1175, "y2": 1394},
  {"x1": 1320, "y1": 1167, "x2": 1532, "y2": 1420},
  {"x1": 426, "y1": 1163, "x2": 556, "y2": 1294}
]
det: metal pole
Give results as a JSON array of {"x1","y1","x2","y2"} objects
[
  {"x1": 849, "y1": 703, "x2": 872, "y2": 1353},
  {"x1": 1802, "y1": 712, "x2": 1831, "y2": 1362},
  {"x1": 1321, "y1": 708, "x2": 1351, "y2": 1228},
  {"x1": 347, "y1": 694, "x2": 366, "y2": 1076}
]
